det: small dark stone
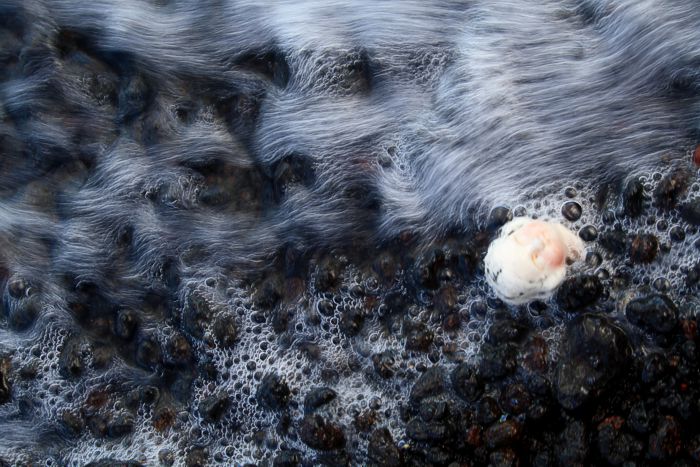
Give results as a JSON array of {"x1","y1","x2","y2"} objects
[
  {"x1": 451, "y1": 363, "x2": 482, "y2": 402},
  {"x1": 626, "y1": 294, "x2": 678, "y2": 334},
  {"x1": 164, "y1": 332, "x2": 192, "y2": 366},
  {"x1": 409, "y1": 367, "x2": 445, "y2": 403},
  {"x1": 578, "y1": 225, "x2": 598, "y2": 242},
  {"x1": 315, "y1": 257, "x2": 342, "y2": 292},
  {"x1": 412, "y1": 249, "x2": 445, "y2": 290},
  {"x1": 489, "y1": 448, "x2": 519, "y2": 467},
  {"x1": 555, "y1": 314, "x2": 630, "y2": 409},
  {"x1": 61, "y1": 410, "x2": 84, "y2": 435},
  {"x1": 641, "y1": 352, "x2": 668, "y2": 384},
  {"x1": 404, "y1": 321, "x2": 433, "y2": 352},
  {"x1": 304, "y1": 387, "x2": 337, "y2": 413},
  {"x1": 114, "y1": 308, "x2": 138, "y2": 340},
  {"x1": 629, "y1": 234, "x2": 658, "y2": 264},
  {"x1": 373, "y1": 252, "x2": 397, "y2": 282},
  {"x1": 478, "y1": 343, "x2": 517, "y2": 380},
  {"x1": 654, "y1": 170, "x2": 689, "y2": 209},
  {"x1": 648, "y1": 415, "x2": 681, "y2": 460},
  {"x1": 185, "y1": 447, "x2": 208, "y2": 467},
  {"x1": 596, "y1": 416, "x2": 636, "y2": 465},
  {"x1": 485, "y1": 420, "x2": 522, "y2": 449},
  {"x1": 158, "y1": 449, "x2": 175, "y2": 466},
  {"x1": 555, "y1": 274, "x2": 603, "y2": 311},
  {"x1": 135, "y1": 333, "x2": 162, "y2": 371},
  {"x1": 0, "y1": 359, "x2": 11, "y2": 404},
  {"x1": 487, "y1": 319, "x2": 527, "y2": 345},
  {"x1": 339, "y1": 308, "x2": 364, "y2": 337},
  {"x1": 199, "y1": 391, "x2": 231, "y2": 422},
  {"x1": 669, "y1": 226, "x2": 686, "y2": 242},
  {"x1": 628, "y1": 402, "x2": 651, "y2": 434},
  {"x1": 477, "y1": 399, "x2": 501, "y2": 428},
  {"x1": 622, "y1": 177, "x2": 645, "y2": 217},
  {"x1": 372, "y1": 351, "x2": 395, "y2": 379},
  {"x1": 272, "y1": 450, "x2": 303, "y2": 467},
  {"x1": 213, "y1": 313, "x2": 238, "y2": 348},
  {"x1": 183, "y1": 291, "x2": 214, "y2": 340},
  {"x1": 252, "y1": 277, "x2": 283, "y2": 309},
  {"x1": 488, "y1": 206, "x2": 513, "y2": 231},
  {"x1": 299, "y1": 414, "x2": 345, "y2": 451},
  {"x1": 107, "y1": 412, "x2": 134, "y2": 438},
  {"x1": 561, "y1": 201, "x2": 582, "y2": 221},
  {"x1": 257, "y1": 373, "x2": 290, "y2": 411},
  {"x1": 558, "y1": 421, "x2": 588, "y2": 465},
  {"x1": 59, "y1": 335, "x2": 84, "y2": 379},
  {"x1": 367, "y1": 428, "x2": 402, "y2": 467},
  {"x1": 680, "y1": 198, "x2": 700, "y2": 225},
  {"x1": 598, "y1": 228, "x2": 627, "y2": 254},
  {"x1": 500, "y1": 383, "x2": 531, "y2": 415}
]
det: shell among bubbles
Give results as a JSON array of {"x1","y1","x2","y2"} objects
[{"x1": 484, "y1": 217, "x2": 585, "y2": 305}]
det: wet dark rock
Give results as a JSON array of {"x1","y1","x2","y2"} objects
[
  {"x1": 628, "y1": 401, "x2": 651, "y2": 434},
  {"x1": 598, "y1": 228, "x2": 627, "y2": 254},
  {"x1": 641, "y1": 352, "x2": 668, "y2": 384},
  {"x1": 680, "y1": 198, "x2": 700, "y2": 225},
  {"x1": 626, "y1": 294, "x2": 678, "y2": 334},
  {"x1": 59, "y1": 335, "x2": 85, "y2": 379},
  {"x1": 3, "y1": 298, "x2": 39, "y2": 331},
  {"x1": 339, "y1": 308, "x2": 364, "y2": 337},
  {"x1": 578, "y1": 225, "x2": 598, "y2": 242},
  {"x1": 404, "y1": 320, "x2": 434, "y2": 352},
  {"x1": 557, "y1": 421, "x2": 588, "y2": 465},
  {"x1": 84, "y1": 460, "x2": 144, "y2": 467},
  {"x1": 257, "y1": 373, "x2": 290, "y2": 411},
  {"x1": 478, "y1": 343, "x2": 517, "y2": 380},
  {"x1": 199, "y1": 392, "x2": 231, "y2": 423},
  {"x1": 596, "y1": 416, "x2": 637, "y2": 465},
  {"x1": 7, "y1": 276, "x2": 34, "y2": 299},
  {"x1": 114, "y1": 308, "x2": 138, "y2": 340},
  {"x1": 367, "y1": 428, "x2": 402, "y2": 467},
  {"x1": 406, "y1": 402, "x2": 454, "y2": 443},
  {"x1": 107, "y1": 412, "x2": 134, "y2": 438},
  {"x1": 476, "y1": 396, "x2": 502, "y2": 425},
  {"x1": 304, "y1": 387, "x2": 337, "y2": 413},
  {"x1": 271, "y1": 307, "x2": 290, "y2": 333},
  {"x1": 0, "y1": 358, "x2": 10, "y2": 404},
  {"x1": 158, "y1": 449, "x2": 175, "y2": 466},
  {"x1": 654, "y1": 170, "x2": 689, "y2": 209},
  {"x1": 628, "y1": 234, "x2": 658, "y2": 264},
  {"x1": 489, "y1": 448, "x2": 519, "y2": 467},
  {"x1": 555, "y1": 274, "x2": 602, "y2": 311},
  {"x1": 299, "y1": 414, "x2": 346, "y2": 451},
  {"x1": 648, "y1": 415, "x2": 681, "y2": 460},
  {"x1": 164, "y1": 332, "x2": 192, "y2": 366},
  {"x1": 185, "y1": 447, "x2": 208, "y2": 467},
  {"x1": 272, "y1": 450, "x2": 303, "y2": 467},
  {"x1": 213, "y1": 313, "x2": 238, "y2": 348},
  {"x1": 487, "y1": 319, "x2": 527, "y2": 345},
  {"x1": 60, "y1": 410, "x2": 84, "y2": 435},
  {"x1": 372, "y1": 351, "x2": 395, "y2": 379},
  {"x1": 315, "y1": 257, "x2": 342, "y2": 292},
  {"x1": 252, "y1": 277, "x2": 283, "y2": 310},
  {"x1": 409, "y1": 367, "x2": 445, "y2": 403},
  {"x1": 561, "y1": 201, "x2": 582, "y2": 221},
  {"x1": 451, "y1": 363, "x2": 482, "y2": 402},
  {"x1": 412, "y1": 249, "x2": 445, "y2": 290},
  {"x1": 622, "y1": 177, "x2": 645, "y2": 217},
  {"x1": 373, "y1": 252, "x2": 398, "y2": 283},
  {"x1": 487, "y1": 206, "x2": 513, "y2": 232},
  {"x1": 500, "y1": 383, "x2": 531, "y2": 415},
  {"x1": 183, "y1": 291, "x2": 213, "y2": 340},
  {"x1": 485, "y1": 420, "x2": 522, "y2": 449},
  {"x1": 135, "y1": 333, "x2": 162, "y2": 371},
  {"x1": 555, "y1": 314, "x2": 630, "y2": 410}
]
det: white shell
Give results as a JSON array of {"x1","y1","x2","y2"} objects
[{"x1": 484, "y1": 217, "x2": 584, "y2": 305}]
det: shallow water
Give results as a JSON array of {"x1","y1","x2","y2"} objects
[{"x1": 2, "y1": 0, "x2": 700, "y2": 465}]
